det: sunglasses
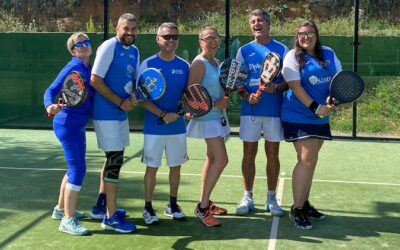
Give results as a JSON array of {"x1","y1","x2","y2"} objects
[
  {"x1": 297, "y1": 32, "x2": 316, "y2": 39},
  {"x1": 201, "y1": 36, "x2": 220, "y2": 43},
  {"x1": 73, "y1": 40, "x2": 91, "y2": 49},
  {"x1": 159, "y1": 35, "x2": 179, "y2": 41}
]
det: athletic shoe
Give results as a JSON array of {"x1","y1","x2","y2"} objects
[
  {"x1": 164, "y1": 203, "x2": 186, "y2": 221},
  {"x1": 209, "y1": 201, "x2": 227, "y2": 215},
  {"x1": 235, "y1": 196, "x2": 255, "y2": 215},
  {"x1": 143, "y1": 207, "x2": 159, "y2": 225},
  {"x1": 101, "y1": 212, "x2": 136, "y2": 233},
  {"x1": 194, "y1": 204, "x2": 220, "y2": 227},
  {"x1": 59, "y1": 217, "x2": 90, "y2": 236},
  {"x1": 289, "y1": 206, "x2": 312, "y2": 230},
  {"x1": 89, "y1": 206, "x2": 127, "y2": 220},
  {"x1": 52, "y1": 206, "x2": 85, "y2": 220},
  {"x1": 303, "y1": 200, "x2": 326, "y2": 220},
  {"x1": 265, "y1": 195, "x2": 284, "y2": 217}
]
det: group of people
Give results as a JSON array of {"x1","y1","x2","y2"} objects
[{"x1": 44, "y1": 9, "x2": 342, "y2": 236}]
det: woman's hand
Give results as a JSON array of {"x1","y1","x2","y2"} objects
[{"x1": 46, "y1": 103, "x2": 62, "y2": 116}]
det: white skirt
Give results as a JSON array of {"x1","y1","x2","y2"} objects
[{"x1": 186, "y1": 118, "x2": 231, "y2": 139}]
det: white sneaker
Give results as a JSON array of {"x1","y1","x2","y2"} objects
[
  {"x1": 265, "y1": 195, "x2": 284, "y2": 217},
  {"x1": 164, "y1": 203, "x2": 186, "y2": 221},
  {"x1": 235, "y1": 196, "x2": 255, "y2": 215},
  {"x1": 59, "y1": 217, "x2": 90, "y2": 236},
  {"x1": 143, "y1": 208, "x2": 159, "y2": 225}
]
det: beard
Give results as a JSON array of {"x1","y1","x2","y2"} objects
[{"x1": 120, "y1": 34, "x2": 136, "y2": 46}]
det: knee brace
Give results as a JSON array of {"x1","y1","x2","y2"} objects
[{"x1": 103, "y1": 151, "x2": 124, "y2": 183}]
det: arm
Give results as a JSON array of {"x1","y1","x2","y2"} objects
[{"x1": 90, "y1": 74, "x2": 137, "y2": 111}]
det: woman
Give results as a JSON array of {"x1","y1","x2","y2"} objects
[
  {"x1": 281, "y1": 20, "x2": 342, "y2": 230},
  {"x1": 186, "y1": 26, "x2": 230, "y2": 227},
  {"x1": 44, "y1": 32, "x2": 94, "y2": 235}
]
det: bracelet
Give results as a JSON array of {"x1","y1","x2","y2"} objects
[
  {"x1": 118, "y1": 99, "x2": 125, "y2": 110},
  {"x1": 212, "y1": 101, "x2": 216, "y2": 108},
  {"x1": 308, "y1": 101, "x2": 320, "y2": 114},
  {"x1": 160, "y1": 110, "x2": 166, "y2": 118}
]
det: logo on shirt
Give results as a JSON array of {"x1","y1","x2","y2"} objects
[
  {"x1": 308, "y1": 75, "x2": 332, "y2": 85},
  {"x1": 248, "y1": 63, "x2": 261, "y2": 73},
  {"x1": 171, "y1": 68, "x2": 184, "y2": 74}
]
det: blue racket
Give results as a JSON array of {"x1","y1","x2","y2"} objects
[{"x1": 136, "y1": 68, "x2": 166, "y2": 100}]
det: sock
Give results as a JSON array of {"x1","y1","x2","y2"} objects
[
  {"x1": 145, "y1": 201, "x2": 153, "y2": 211},
  {"x1": 169, "y1": 196, "x2": 178, "y2": 211},
  {"x1": 96, "y1": 193, "x2": 106, "y2": 208},
  {"x1": 267, "y1": 191, "x2": 276, "y2": 200},
  {"x1": 197, "y1": 203, "x2": 208, "y2": 213},
  {"x1": 244, "y1": 191, "x2": 253, "y2": 198}
]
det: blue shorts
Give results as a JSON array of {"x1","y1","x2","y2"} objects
[{"x1": 282, "y1": 122, "x2": 332, "y2": 142}]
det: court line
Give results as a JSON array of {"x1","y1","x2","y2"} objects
[
  {"x1": 0, "y1": 166, "x2": 399, "y2": 186},
  {"x1": 268, "y1": 172, "x2": 285, "y2": 250}
]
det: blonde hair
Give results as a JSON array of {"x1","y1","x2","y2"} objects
[{"x1": 66, "y1": 32, "x2": 89, "y2": 55}]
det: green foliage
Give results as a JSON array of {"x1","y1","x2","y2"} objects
[
  {"x1": 85, "y1": 15, "x2": 97, "y2": 33},
  {"x1": 0, "y1": 8, "x2": 36, "y2": 32}
]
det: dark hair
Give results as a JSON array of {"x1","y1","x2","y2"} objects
[{"x1": 293, "y1": 20, "x2": 324, "y2": 68}]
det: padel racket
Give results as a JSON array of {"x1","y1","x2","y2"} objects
[
  {"x1": 328, "y1": 71, "x2": 365, "y2": 106},
  {"x1": 157, "y1": 84, "x2": 212, "y2": 125},
  {"x1": 48, "y1": 70, "x2": 88, "y2": 118},
  {"x1": 219, "y1": 58, "x2": 248, "y2": 125},
  {"x1": 136, "y1": 68, "x2": 166, "y2": 100},
  {"x1": 255, "y1": 52, "x2": 282, "y2": 97}
]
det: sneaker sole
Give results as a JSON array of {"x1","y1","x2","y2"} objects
[
  {"x1": 164, "y1": 211, "x2": 186, "y2": 221},
  {"x1": 59, "y1": 227, "x2": 90, "y2": 236},
  {"x1": 90, "y1": 213, "x2": 105, "y2": 220},
  {"x1": 101, "y1": 223, "x2": 136, "y2": 233},
  {"x1": 289, "y1": 214, "x2": 313, "y2": 230}
]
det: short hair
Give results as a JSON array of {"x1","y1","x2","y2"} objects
[
  {"x1": 118, "y1": 13, "x2": 137, "y2": 25},
  {"x1": 249, "y1": 9, "x2": 270, "y2": 23},
  {"x1": 66, "y1": 32, "x2": 89, "y2": 55},
  {"x1": 199, "y1": 25, "x2": 219, "y2": 39},
  {"x1": 157, "y1": 22, "x2": 178, "y2": 35}
]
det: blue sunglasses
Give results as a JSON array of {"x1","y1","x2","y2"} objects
[{"x1": 73, "y1": 40, "x2": 91, "y2": 49}]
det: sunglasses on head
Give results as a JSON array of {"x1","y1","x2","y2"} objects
[
  {"x1": 73, "y1": 40, "x2": 91, "y2": 49},
  {"x1": 160, "y1": 35, "x2": 179, "y2": 41},
  {"x1": 297, "y1": 32, "x2": 316, "y2": 39}
]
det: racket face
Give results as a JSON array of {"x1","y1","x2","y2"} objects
[
  {"x1": 136, "y1": 68, "x2": 166, "y2": 100},
  {"x1": 219, "y1": 58, "x2": 248, "y2": 91},
  {"x1": 62, "y1": 71, "x2": 87, "y2": 106},
  {"x1": 330, "y1": 71, "x2": 365, "y2": 104},
  {"x1": 260, "y1": 52, "x2": 282, "y2": 84},
  {"x1": 182, "y1": 84, "x2": 212, "y2": 117}
]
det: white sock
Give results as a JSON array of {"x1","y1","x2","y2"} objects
[{"x1": 244, "y1": 191, "x2": 253, "y2": 198}]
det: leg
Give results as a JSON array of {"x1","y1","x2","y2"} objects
[
  {"x1": 169, "y1": 165, "x2": 181, "y2": 198},
  {"x1": 264, "y1": 140, "x2": 284, "y2": 216},
  {"x1": 242, "y1": 141, "x2": 258, "y2": 192},
  {"x1": 200, "y1": 137, "x2": 228, "y2": 208},
  {"x1": 144, "y1": 166, "x2": 158, "y2": 203},
  {"x1": 55, "y1": 175, "x2": 68, "y2": 209},
  {"x1": 292, "y1": 138, "x2": 320, "y2": 208}
]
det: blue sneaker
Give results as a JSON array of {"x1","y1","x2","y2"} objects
[
  {"x1": 235, "y1": 196, "x2": 255, "y2": 215},
  {"x1": 265, "y1": 195, "x2": 284, "y2": 217},
  {"x1": 59, "y1": 217, "x2": 90, "y2": 236},
  {"x1": 90, "y1": 206, "x2": 127, "y2": 220},
  {"x1": 52, "y1": 206, "x2": 85, "y2": 220},
  {"x1": 101, "y1": 212, "x2": 136, "y2": 233}
]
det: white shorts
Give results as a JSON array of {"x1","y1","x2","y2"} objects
[
  {"x1": 186, "y1": 119, "x2": 231, "y2": 139},
  {"x1": 142, "y1": 133, "x2": 188, "y2": 168},
  {"x1": 239, "y1": 116, "x2": 283, "y2": 142},
  {"x1": 93, "y1": 120, "x2": 130, "y2": 151}
]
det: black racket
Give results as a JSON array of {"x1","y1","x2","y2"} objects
[
  {"x1": 48, "y1": 71, "x2": 88, "y2": 118},
  {"x1": 218, "y1": 59, "x2": 248, "y2": 126},
  {"x1": 328, "y1": 71, "x2": 365, "y2": 106},
  {"x1": 219, "y1": 58, "x2": 248, "y2": 96},
  {"x1": 157, "y1": 84, "x2": 212, "y2": 125},
  {"x1": 255, "y1": 52, "x2": 282, "y2": 97},
  {"x1": 136, "y1": 68, "x2": 166, "y2": 100}
]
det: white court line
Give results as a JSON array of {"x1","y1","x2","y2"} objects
[
  {"x1": 268, "y1": 172, "x2": 286, "y2": 250},
  {"x1": 0, "y1": 166, "x2": 399, "y2": 186}
]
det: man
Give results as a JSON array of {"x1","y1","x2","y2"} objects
[
  {"x1": 89, "y1": 13, "x2": 139, "y2": 233},
  {"x1": 235, "y1": 9, "x2": 288, "y2": 216},
  {"x1": 138, "y1": 22, "x2": 189, "y2": 225}
]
